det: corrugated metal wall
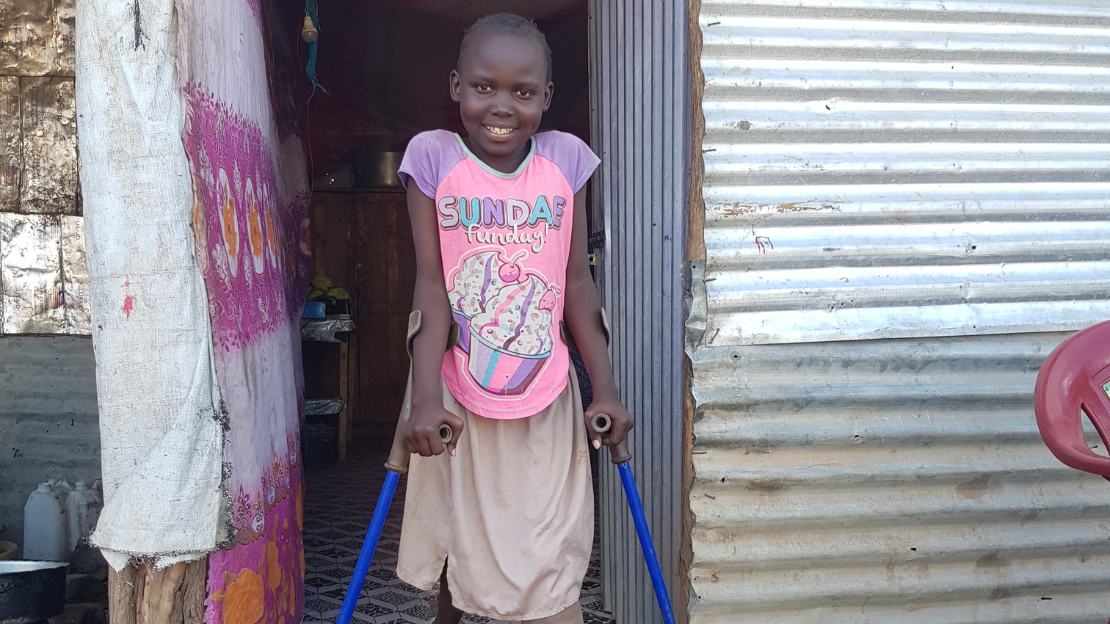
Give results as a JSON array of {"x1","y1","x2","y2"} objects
[
  {"x1": 0, "y1": 336, "x2": 100, "y2": 554},
  {"x1": 685, "y1": 327, "x2": 1110, "y2": 622},
  {"x1": 688, "y1": 1, "x2": 1110, "y2": 621},
  {"x1": 589, "y1": 0, "x2": 690, "y2": 621},
  {"x1": 698, "y1": 0, "x2": 1110, "y2": 345}
]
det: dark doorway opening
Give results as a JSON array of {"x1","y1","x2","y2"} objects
[{"x1": 297, "y1": 2, "x2": 610, "y2": 622}]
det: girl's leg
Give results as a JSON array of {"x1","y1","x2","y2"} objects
[
  {"x1": 522, "y1": 601, "x2": 584, "y2": 624},
  {"x1": 434, "y1": 560, "x2": 464, "y2": 624}
]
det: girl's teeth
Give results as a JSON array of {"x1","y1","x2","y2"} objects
[{"x1": 487, "y1": 126, "x2": 513, "y2": 136}]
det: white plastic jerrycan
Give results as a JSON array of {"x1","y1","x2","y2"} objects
[
  {"x1": 66, "y1": 481, "x2": 100, "y2": 549},
  {"x1": 24, "y1": 482, "x2": 69, "y2": 561}
]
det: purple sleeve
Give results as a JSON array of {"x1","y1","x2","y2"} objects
[
  {"x1": 397, "y1": 130, "x2": 463, "y2": 198},
  {"x1": 535, "y1": 132, "x2": 600, "y2": 193}
]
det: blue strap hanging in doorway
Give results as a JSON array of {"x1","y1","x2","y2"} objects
[{"x1": 304, "y1": 0, "x2": 327, "y2": 100}]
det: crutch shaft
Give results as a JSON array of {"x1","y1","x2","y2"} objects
[
  {"x1": 337, "y1": 470, "x2": 400, "y2": 624},
  {"x1": 592, "y1": 412, "x2": 677, "y2": 624},
  {"x1": 618, "y1": 462, "x2": 677, "y2": 624}
]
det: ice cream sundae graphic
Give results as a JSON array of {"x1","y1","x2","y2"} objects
[
  {"x1": 447, "y1": 250, "x2": 507, "y2": 353},
  {"x1": 448, "y1": 249, "x2": 557, "y2": 396}
]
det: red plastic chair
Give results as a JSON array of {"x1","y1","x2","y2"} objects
[{"x1": 1034, "y1": 321, "x2": 1110, "y2": 480}]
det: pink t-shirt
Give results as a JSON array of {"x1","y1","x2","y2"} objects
[{"x1": 399, "y1": 130, "x2": 600, "y2": 419}]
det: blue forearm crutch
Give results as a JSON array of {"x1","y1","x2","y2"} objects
[
  {"x1": 592, "y1": 413, "x2": 677, "y2": 624},
  {"x1": 335, "y1": 415, "x2": 452, "y2": 624},
  {"x1": 336, "y1": 311, "x2": 453, "y2": 624}
]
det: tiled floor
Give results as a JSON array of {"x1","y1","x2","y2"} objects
[{"x1": 302, "y1": 453, "x2": 616, "y2": 624}]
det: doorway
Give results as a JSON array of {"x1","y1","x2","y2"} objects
[{"x1": 296, "y1": 2, "x2": 610, "y2": 622}]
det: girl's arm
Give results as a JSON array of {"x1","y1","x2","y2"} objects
[
  {"x1": 563, "y1": 187, "x2": 634, "y2": 447},
  {"x1": 405, "y1": 184, "x2": 464, "y2": 457}
]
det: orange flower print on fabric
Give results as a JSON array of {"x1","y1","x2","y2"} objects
[
  {"x1": 218, "y1": 167, "x2": 240, "y2": 278},
  {"x1": 267, "y1": 540, "x2": 282, "y2": 591},
  {"x1": 246, "y1": 179, "x2": 265, "y2": 275},
  {"x1": 221, "y1": 569, "x2": 264, "y2": 624}
]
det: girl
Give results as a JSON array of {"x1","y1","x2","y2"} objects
[{"x1": 395, "y1": 13, "x2": 634, "y2": 624}]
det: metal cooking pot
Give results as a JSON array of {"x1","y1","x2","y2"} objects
[
  {"x1": 0, "y1": 561, "x2": 68, "y2": 624},
  {"x1": 352, "y1": 152, "x2": 403, "y2": 188},
  {"x1": 312, "y1": 152, "x2": 405, "y2": 190}
]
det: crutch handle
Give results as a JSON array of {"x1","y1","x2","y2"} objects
[
  {"x1": 385, "y1": 405, "x2": 456, "y2": 473},
  {"x1": 386, "y1": 311, "x2": 458, "y2": 472},
  {"x1": 591, "y1": 413, "x2": 632, "y2": 465},
  {"x1": 439, "y1": 424, "x2": 454, "y2": 445}
]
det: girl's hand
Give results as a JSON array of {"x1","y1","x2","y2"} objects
[
  {"x1": 584, "y1": 399, "x2": 634, "y2": 450},
  {"x1": 405, "y1": 402, "x2": 465, "y2": 457}
]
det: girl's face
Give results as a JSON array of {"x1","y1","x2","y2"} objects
[{"x1": 450, "y1": 32, "x2": 553, "y2": 171}]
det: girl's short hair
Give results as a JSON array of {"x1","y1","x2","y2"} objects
[{"x1": 458, "y1": 13, "x2": 553, "y2": 82}]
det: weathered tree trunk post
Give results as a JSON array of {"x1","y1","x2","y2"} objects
[{"x1": 108, "y1": 559, "x2": 207, "y2": 624}]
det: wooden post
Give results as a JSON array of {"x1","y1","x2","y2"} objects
[{"x1": 108, "y1": 558, "x2": 207, "y2": 624}]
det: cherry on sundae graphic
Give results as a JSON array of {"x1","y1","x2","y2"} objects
[
  {"x1": 447, "y1": 249, "x2": 557, "y2": 396},
  {"x1": 498, "y1": 250, "x2": 526, "y2": 283}
]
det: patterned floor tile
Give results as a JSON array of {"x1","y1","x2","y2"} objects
[{"x1": 304, "y1": 453, "x2": 615, "y2": 624}]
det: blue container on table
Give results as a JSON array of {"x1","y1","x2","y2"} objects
[{"x1": 303, "y1": 301, "x2": 326, "y2": 319}]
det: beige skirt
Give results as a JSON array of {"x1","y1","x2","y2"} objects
[{"x1": 396, "y1": 368, "x2": 593, "y2": 621}]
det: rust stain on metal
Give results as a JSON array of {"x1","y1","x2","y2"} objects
[
  {"x1": 955, "y1": 473, "x2": 996, "y2": 500},
  {"x1": 744, "y1": 478, "x2": 801, "y2": 492},
  {"x1": 975, "y1": 551, "x2": 1010, "y2": 569},
  {"x1": 20, "y1": 76, "x2": 77, "y2": 215},
  {"x1": 0, "y1": 76, "x2": 19, "y2": 211},
  {"x1": 717, "y1": 201, "x2": 841, "y2": 218},
  {"x1": 0, "y1": 0, "x2": 75, "y2": 77},
  {"x1": 1, "y1": 212, "x2": 65, "y2": 333}
]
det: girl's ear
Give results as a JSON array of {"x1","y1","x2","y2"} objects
[
  {"x1": 449, "y1": 70, "x2": 462, "y2": 102},
  {"x1": 543, "y1": 81, "x2": 554, "y2": 112}
]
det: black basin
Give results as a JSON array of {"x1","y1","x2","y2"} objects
[{"x1": 0, "y1": 561, "x2": 68, "y2": 624}]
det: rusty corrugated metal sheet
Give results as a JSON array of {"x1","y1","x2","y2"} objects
[
  {"x1": 0, "y1": 76, "x2": 19, "y2": 211},
  {"x1": 0, "y1": 212, "x2": 64, "y2": 333},
  {"x1": 61, "y1": 215, "x2": 89, "y2": 333},
  {"x1": 20, "y1": 76, "x2": 77, "y2": 215},
  {"x1": 688, "y1": 1, "x2": 1110, "y2": 621},
  {"x1": 0, "y1": 0, "x2": 85, "y2": 335},
  {"x1": 49, "y1": 0, "x2": 76, "y2": 77},
  {"x1": 0, "y1": 0, "x2": 76, "y2": 77},
  {"x1": 698, "y1": 0, "x2": 1110, "y2": 346},
  {"x1": 0, "y1": 212, "x2": 88, "y2": 335}
]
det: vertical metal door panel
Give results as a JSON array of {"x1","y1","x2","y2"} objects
[{"x1": 590, "y1": 0, "x2": 691, "y2": 621}]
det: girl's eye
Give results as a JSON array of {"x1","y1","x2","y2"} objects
[
  {"x1": 515, "y1": 90, "x2": 533, "y2": 98},
  {"x1": 475, "y1": 85, "x2": 493, "y2": 94}
]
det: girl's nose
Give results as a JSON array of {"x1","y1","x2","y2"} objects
[{"x1": 489, "y1": 94, "x2": 514, "y2": 116}]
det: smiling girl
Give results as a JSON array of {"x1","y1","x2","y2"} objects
[{"x1": 394, "y1": 13, "x2": 634, "y2": 624}]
